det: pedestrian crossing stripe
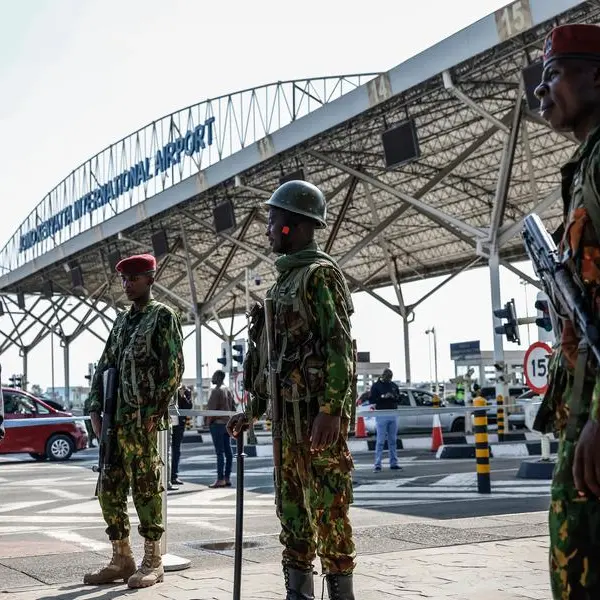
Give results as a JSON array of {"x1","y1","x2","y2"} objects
[{"x1": 0, "y1": 478, "x2": 551, "y2": 531}]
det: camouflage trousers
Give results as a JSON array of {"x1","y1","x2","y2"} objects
[
  {"x1": 277, "y1": 428, "x2": 356, "y2": 574},
  {"x1": 550, "y1": 436, "x2": 600, "y2": 599},
  {"x1": 98, "y1": 426, "x2": 164, "y2": 542}
]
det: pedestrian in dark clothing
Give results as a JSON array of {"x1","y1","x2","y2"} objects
[{"x1": 171, "y1": 386, "x2": 192, "y2": 485}]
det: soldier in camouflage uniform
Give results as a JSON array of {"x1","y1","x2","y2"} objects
[
  {"x1": 83, "y1": 253, "x2": 184, "y2": 589},
  {"x1": 228, "y1": 180, "x2": 356, "y2": 600},
  {"x1": 534, "y1": 24, "x2": 600, "y2": 599}
]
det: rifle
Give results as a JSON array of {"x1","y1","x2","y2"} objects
[
  {"x1": 350, "y1": 339, "x2": 358, "y2": 434},
  {"x1": 522, "y1": 214, "x2": 600, "y2": 364},
  {"x1": 264, "y1": 297, "x2": 282, "y2": 513},
  {"x1": 94, "y1": 367, "x2": 118, "y2": 497}
]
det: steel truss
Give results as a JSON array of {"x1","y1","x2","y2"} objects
[{"x1": 1, "y1": 2, "x2": 598, "y2": 387}]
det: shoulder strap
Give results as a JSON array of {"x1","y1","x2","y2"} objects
[{"x1": 580, "y1": 136, "x2": 600, "y2": 243}]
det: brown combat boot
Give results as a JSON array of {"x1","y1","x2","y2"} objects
[
  {"x1": 83, "y1": 538, "x2": 136, "y2": 585},
  {"x1": 127, "y1": 538, "x2": 164, "y2": 588}
]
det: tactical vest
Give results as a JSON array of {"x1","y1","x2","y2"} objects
[
  {"x1": 112, "y1": 301, "x2": 167, "y2": 426},
  {"x1": 554, "y1": 143, "x2": 600, "y2": 440},
  {"x1": 560, "y1": 161, "x2": 600, "y2": 369},
  {"x1": 272, "y1": 259, "x2": 354, "y2": 438}
]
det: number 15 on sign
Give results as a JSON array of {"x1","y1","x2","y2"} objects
[{"x1": 524, "y1": 341, "x2": 553, "y2": 395}]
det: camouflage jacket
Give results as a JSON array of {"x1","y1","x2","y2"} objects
[
  {"x1": 271, "y1": 242, "x2": 354, "y2": 422},
  {"x1": 87, "y1": 299, "x2": 184, "y2": 430}
]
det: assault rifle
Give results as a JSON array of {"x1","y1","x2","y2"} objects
[
  {"x1": 350, "y1": 339, "x2": 358, "y2": 434},
  {"x1": 94, "y1": 367, "x2": 118, "y2": 497},
  {"x1": 264, "y1": 297, "x2": 282, "y2": 512},
  {"x1": 522, "y1": 214, "x2": 600, "y2": 364}
]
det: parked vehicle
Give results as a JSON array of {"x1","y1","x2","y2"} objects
[
  {"x1": 0, "y1": 387, "x2": 87, "y2": 461},
  {"x1": 357, "y1": 388, "x2": 466, "y2": 434},
  {"x1": 508, "y1": 389, "x2": 541, "y2": 430}
]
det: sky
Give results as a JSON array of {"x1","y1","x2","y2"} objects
[{"x1": 0, "y1": 0, "x2": 551, "y2": 392}]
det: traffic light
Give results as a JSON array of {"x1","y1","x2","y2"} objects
[
  {"x1": 534, "y1": 291, "x2": 554, "y2": 343},
  {"x1": 493, "y1": 298, "x2": 521, "y2": 345},
  {"x1": 84, "y1": 363, "x2": 97, "y2": 382},
  {"x1": 217, "y1": 341, "x2": 230, "y2": 370},
  {"x1": 8, "y1": 374, "x2": 22, "y2": 388},
  {"x1": 232, "y1": 339, "x2": 246, "y2": 370}
]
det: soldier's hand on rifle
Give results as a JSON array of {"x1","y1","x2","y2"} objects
[
  {"x1": 90, "y1": 412, "x2": 102, "y2": 439},
  {"x1": 310, "y1": 413, "x2": 341, "y2": 453},
  {"x1": 573, "y1": 420, "x2": 600, "y2": 498},
  {"x1": 227, "y1": 413, "x2": 249, "y2": 438}
]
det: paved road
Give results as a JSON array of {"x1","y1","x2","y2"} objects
[{"x1": 0, "y1": 433, "x2": 552, "y2": 589}]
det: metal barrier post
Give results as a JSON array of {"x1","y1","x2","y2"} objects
[
  {"x1": 497, "y1": 394, "x2": 505, "y2": 442},
  {"x1": 540, "y1": 433, "x2": 551, "y2": 461},
  {"x1": 473, "y1": 396, "x2": 491, "y2": 494},
  {"x1": 158, "y1": 428, "x2": 191, "y2": 571}
]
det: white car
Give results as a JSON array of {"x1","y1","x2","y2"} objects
[{"x1": 358, "y1": 388, "x2": 466, "y2": 434}]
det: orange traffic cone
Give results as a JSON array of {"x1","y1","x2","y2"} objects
[
  {"x1": 431, "y1": 413, "x2": 444, "y2": 452},
  {"x1": 356, "y1": 415, "x2": 367, "y2": 438}
]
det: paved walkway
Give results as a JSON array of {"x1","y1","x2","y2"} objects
[{"x1": 4, "y1": 535, "x2": 550, "y2": 600}]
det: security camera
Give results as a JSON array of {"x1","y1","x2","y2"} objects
[{"x1": 254, "y1": 274, "x2": 262, "y2": 286}]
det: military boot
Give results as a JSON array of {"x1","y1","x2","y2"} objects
[
  {"x1": 325, "y1": 573, "x2": 355, "y2": 600},
  {"x1": 127, "y1": 538, "x2": 164, "y2": 588},
  {"x1": 83, "y1": 538, "x2": 136, "y2": 585},
  {"x1": 283, "y1": 565, "x2": 314, "y2": 600}
]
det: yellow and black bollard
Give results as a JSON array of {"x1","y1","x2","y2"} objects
[
  {"x1": 496, "y1": 394, "x2": 505, "y2": 442},
  {"x1": 433, "y1": 394, "x2": 440, "y2": 408},
  {"x1": 473, "y1": 396, "x2": 491, "y2": 494}
]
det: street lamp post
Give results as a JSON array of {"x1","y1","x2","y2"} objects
[{"x1": 425, "y1": 327, "x2": 439, "y2": 395}]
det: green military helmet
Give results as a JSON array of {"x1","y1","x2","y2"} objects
[{"x1": 265, "y1": 180, "x2": 327, "y2": 228}]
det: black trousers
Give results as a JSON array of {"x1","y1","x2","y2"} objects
[{"x1": 171, "y1": 423, "x2": 185, "y2": 480}]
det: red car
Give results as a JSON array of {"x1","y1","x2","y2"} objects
[{"x1": 0, "y1": 387, "x2": 88, "y2": 461}]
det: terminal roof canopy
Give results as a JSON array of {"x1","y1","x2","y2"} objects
[{"x1": 0, "y1": 0, "x2": 592, "y2": 354}]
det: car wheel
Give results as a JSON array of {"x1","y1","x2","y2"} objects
[
  {"x1": 451, "y1": 417, "x2": 465, "y2": 433},
  {"x1": 46, "y1": 434, "x2": 74, "y2": 461},
  {"x1": 29, "y1": 453, "x2": 48, "y2": 461}
]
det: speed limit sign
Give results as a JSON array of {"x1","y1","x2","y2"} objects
[
  {"x1": 524, "y1": 341, "x2": 553, "y2": 395},
  {"x1": 234, "y1": 371, "x2": 244, "y2": 403}
]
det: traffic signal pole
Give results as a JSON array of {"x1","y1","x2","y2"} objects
[{"x1": 489, "y1": 252, "x2": 510, "y2": 426}]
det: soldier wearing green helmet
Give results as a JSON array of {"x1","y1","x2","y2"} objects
[
  {"x1": 264, "y1": 180, "x2": 328, "y2": 229},
  {"x1": 228, "y1": 179, "x2": 357, "y2": 599}
]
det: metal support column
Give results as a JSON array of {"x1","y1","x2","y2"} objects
[
  {"x1": 195, "y1": 316, "x2": 203, "y2": 406},
  {"x1": 489, "y1": 251, "x2": 509, "y2": 422},
  {"x1": 403, "y1": 315, "x2": 412, "y2": 384},
  {"x1": 180, "y1": 218, "x2": 204, "y2": 408},
  {"x1": 63, "y1": 339, "x2": 70, "y2": 408},
  {"x1": 20, "y1": 348, "x2": 28, "y2": 390},
  {"x1": 158, "y1": 429, "x2": 191, "y2": 571}
]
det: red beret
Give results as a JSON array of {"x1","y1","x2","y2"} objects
[
  {"x1": 543, "y1": 24, "x2": 600, "y2": 66},
  {"x1": 115, "y1": 253, "x2": 157, "y2": 275}
]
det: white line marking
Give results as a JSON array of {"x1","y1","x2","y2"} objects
[{"x1": 44, "y1": 530, "x2": 111, "y2": 551}]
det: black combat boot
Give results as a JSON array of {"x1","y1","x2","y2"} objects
[
  {"x1": 325, "y1": 573, "x2": 355, "y2": 600},
  {"x1": 283, "y1": 565, "x2": 315, "y2": 600}
]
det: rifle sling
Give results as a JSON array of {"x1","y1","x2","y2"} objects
[{"x1": 565, "y1": 340, "x2": 590, "y2": 443}]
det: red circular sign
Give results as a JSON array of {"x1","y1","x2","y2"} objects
[{"x1": 523, "y1": 341, "x2": 553, "y2": 395}]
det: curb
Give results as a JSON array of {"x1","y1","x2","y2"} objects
[
  {"x1": 516, "y1": 458, "x2": 556, "y2": 479},
  {"x1": 435, "y1": 439, "x2": 559, "y2": 459}
]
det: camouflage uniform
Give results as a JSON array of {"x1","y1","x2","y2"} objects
[
  {"x1": 87, "y1": 298, "x2": 184, "y2": 542},
  {"x1": 247, "y1": 241, "x2": 356, "y2": 575},
  {"x1": 533, "y1": 25, "x2": 600, "y2": 599}
]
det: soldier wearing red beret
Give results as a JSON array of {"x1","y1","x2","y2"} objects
[
  {"x1": 83, "y1": 253, "x2": 184, "y2": 589},
  {"x1": 535, "y1": 23, "x2": 600, "y2": 598}
]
